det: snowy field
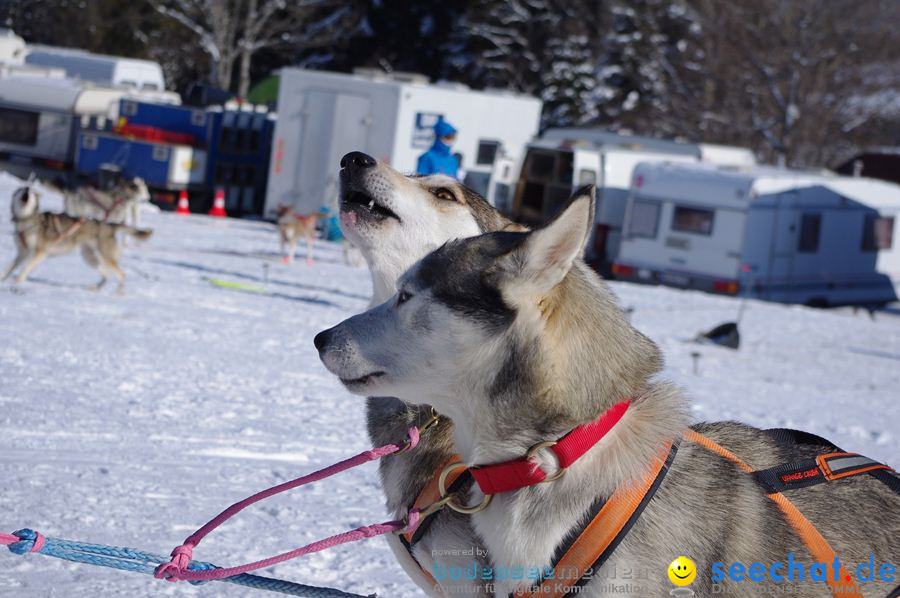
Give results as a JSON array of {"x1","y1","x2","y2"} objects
[{"x1": 1, "y1": 172, "x2": 898, "y2": 597}]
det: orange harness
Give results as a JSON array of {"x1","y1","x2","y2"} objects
[{"x1": 404, "y1": 428, "x2": 898, "y2": 598}]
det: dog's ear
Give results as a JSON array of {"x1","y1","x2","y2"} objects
[{"x1": 497, "y1": 185, "x2": 595, "y2": 295}]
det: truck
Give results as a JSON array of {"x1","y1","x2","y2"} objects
[{"x1": 75, "y1": 98, "x2": 275, "y2": 215}]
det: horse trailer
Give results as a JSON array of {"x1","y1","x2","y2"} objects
[
  {"x1": 264, "y1": 68, "x2": 542, "y2": 217},
  {"x1": 614, "y1": 162, "x2": 900, "y2": 306}
]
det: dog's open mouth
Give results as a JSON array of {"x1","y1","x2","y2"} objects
[
  {"x1": 339, "y1": 371, "x2": 385, "y2": 387},
  {"x1": 340, "y1": 188, "x2": 400, "y2": 222}
]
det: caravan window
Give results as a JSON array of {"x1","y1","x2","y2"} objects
[
  {"x1": 672, "y1": 205, "x2": 714, "y2": 235},
  {"x1": 862, "y1": 215, "x2": 894, "y2": 251},
  {"x1": 0, "y1": 107, "x2": 39, "y2": 146},
  {"x1": 797, "y1": 213, "x2": 821, "y2": 253},
  {"x1": 476, "y1": 140, "x2": 500, "y2": 165},
  {"x1": 628, "y1": 199, "x2": 661, "y2": 238}
]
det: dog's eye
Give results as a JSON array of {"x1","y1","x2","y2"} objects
[
  {"x1": 397, "y1": 290, "x2": 413, "y2": 306},
  {"x1": 432, "y1": 188, "x2": 456, "y2": 202}
]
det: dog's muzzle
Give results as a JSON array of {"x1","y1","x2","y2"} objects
[{"x1": 338, "y1": 151, "x2": 400, "y2": 224}]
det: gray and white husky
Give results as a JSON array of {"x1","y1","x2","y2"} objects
[
  {"x1": 337, "y1": 151, "x2": 522, "y2": 595},
  {"x1": 320, "y1": 187, "x2": 900, "y2": 597},
  {"x1": 3, "y1": 185, "x2": 152, "y2": 294}
]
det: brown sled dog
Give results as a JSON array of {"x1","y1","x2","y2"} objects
[{"x1": 275, "y1": 205, "x2": 327, "y2": 265}]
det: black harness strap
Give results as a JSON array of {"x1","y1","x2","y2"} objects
[{"x1": 762, "y1": 428, "x2": 900, "y2": 495}]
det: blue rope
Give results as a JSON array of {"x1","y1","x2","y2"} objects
[{"x1": 6, "y1": 530, "x2": 375, "y2": 598}]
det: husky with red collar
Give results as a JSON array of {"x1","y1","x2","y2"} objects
[
  {"x1": 337, "y1": 151, "x2": 524, "y2": 595},
  {"x1": 318, "y1": 188, "x2": 900, "y2": 597}
]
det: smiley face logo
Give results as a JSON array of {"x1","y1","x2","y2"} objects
[{"x1": 668, "y1": 556, "x2": 697, "y2": 586}]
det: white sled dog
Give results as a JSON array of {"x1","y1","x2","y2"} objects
[
  {"x1": 319, "y1": 187, "x2": 900, "y2": 597},
  {"x1": 3, "y1": 185, "x2": 152, "y2": 294},
  {"x1": 337, "y1": 151, "x2": 524, "y2": 595}
]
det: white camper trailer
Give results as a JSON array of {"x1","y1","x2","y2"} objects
[
  {"x1": 264, "y1": 68, "x2": 542, "y2": 217},
  {"x1": 0, "y1": 77, "x2": 175, "y2": 180},
  {"x1": 511, "y1": 130, "x2": 755, "y2": 266},
  {"x1": 614, "y1": 162, "x2": 900, "y2": 306},
  {"x1": 25, "y1": 45, "x2": 166, "y2": 91}
]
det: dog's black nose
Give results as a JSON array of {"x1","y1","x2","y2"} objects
[
  {"x1": 313, "y1": 329, "x2": 332, "y2": 353},
  {"x1": 340, "y1": 151, "x2": 376, "y2": 170}
]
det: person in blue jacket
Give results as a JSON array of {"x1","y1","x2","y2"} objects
[{"x1": 416, "y1": 119, "x2": 460, "y2": 177}]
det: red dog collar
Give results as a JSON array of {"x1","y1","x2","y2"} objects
[{"x1": 469, "y1": 400, "x2": 631, "y2": 495}]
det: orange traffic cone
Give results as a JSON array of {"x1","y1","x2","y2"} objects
[
  {"x1": 209, "y1": 188, "x2": 227, "y2": 218},
  {"x1": 176, "y1": 190, "x2": 190, "y2": 215}
]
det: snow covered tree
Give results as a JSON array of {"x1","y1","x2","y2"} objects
[
  {"x1": 149, "y1": 0, "x2": 242, "y2": 89},
  {"x1": 595, "y1": 0, "x2": 703, "y2": 132},
  {"x1": 447, "y1": 0, "x2": 610, "y2": 128},
  {"x1": 234, "y1": 0, "x2": 358, "y2": 97},
  {"x1": 148, "y1": 0, "x2": 355, "y2": 95},
  {"x1": 679, "y1": 0, "x2": 900, "y2": 166}
]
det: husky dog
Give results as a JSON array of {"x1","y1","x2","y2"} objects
[
  {"x1": 63, "y1": 177, "x2": 151, "y2": 227},
  {"x1": 3, "y1": 185, "x2": 152, "y2": 294},
  {"x1": 318, "y1": 188, "x2": 900, "y2": 597},
  {"x1": 274, "y1": 205, "x2": 328, "y2": 265},
  {"x1": 338, "y1": 151, "x2": 524, "y2": 595}
]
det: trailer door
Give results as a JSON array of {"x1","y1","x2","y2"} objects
[
  {"x1": 768, "y1": 191, "x2": 799, "y2": 284},
  {"x1": 293, "y1": 91, "x2": 371, "y2": 214}
]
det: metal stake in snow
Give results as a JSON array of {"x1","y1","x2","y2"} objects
[{"x1": 691, "y1": 351, "x2": 701, "y2": 375}]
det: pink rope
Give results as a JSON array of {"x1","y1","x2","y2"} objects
[
  {"x1": 0, "y1": 533, "x2": 19, "y2": 546},
  {"x1": 30, "y1": 531, "x2": 45, "y2": 553},
  {"x1": 155, "y1": 426, "x2": 423, "y2": 582},
  {"x1": 163, "y1": 512, "x2": 420, "y2": 582}
]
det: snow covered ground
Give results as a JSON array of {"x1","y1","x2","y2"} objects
[{"x1": 1, "y1": 172, "x2": 897, "y2": 597}]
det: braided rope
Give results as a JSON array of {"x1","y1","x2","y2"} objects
[{"x1": 3, "y1": 530, "x2": 373, "y2": 598}]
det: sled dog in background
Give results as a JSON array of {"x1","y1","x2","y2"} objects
[
  {"x1": 275, "y1": 205, "x2": 328, "y2": 265},
  {"x1": 3, "y1": 185, "x2": 153, "y2": 294},
  {"x1": 336, "y1": 151, "x2": 525, "y2": 596},
  {"x1": 318, "y1": 188, "x2": 900, "y2": 597},
  {"x1": 63, "y1": 177, "x2": 151, "y2": 228}
]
